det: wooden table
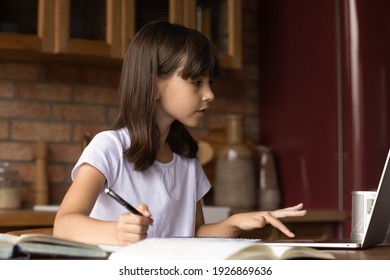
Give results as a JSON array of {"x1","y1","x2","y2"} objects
[{"x1": 324, "y1": 244, "x2": 390, "y2": 260}]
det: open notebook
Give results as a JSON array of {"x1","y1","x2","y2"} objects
[{"x1": 262, "y1": 149, "x2": 390, "y2": 249}]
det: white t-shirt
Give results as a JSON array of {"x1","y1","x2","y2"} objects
[{"x1": 72, "y1": 128, "x2": 211, "y2": 238}]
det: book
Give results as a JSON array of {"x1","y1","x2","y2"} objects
[
  {"x1": 108, "y1": 238, "x2": 335, "y2": 260},
  {"x1": 0, "y1": 233, "x2": 108, "y2": 259}
]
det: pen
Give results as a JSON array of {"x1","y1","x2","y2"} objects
[{"x1": 104, "y1": 188, "x2": 142, "y2": 216}]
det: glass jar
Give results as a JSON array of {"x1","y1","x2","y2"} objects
[
  {"x1": 0, "y1": 162, "x2": 22, "y2": 209},
  {"x1": 214, "y1": 114, "x2": 257, "y2": 209}
]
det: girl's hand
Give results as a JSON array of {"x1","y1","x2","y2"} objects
[
  {"x1": 232, "y1": 203, "x2": 306, "y2": 238},
  {"x1": 115, "y1": 204, "x2": 153, "y2": 245}
]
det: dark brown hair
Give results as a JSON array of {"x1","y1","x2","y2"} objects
[{"x1": 113, "y1": 20, "x2": 220, "y2": 171}]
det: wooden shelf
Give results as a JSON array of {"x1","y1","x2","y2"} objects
[
  {"x1": 1, "y1": 0, "x2": 242, "y2": 68},
  {"x1": 281, "y1": 209, "x2": 346, "y2": 223},
  {"x1": 0, "y1": 209, "x2": 56, "y2": 232},
  {"x1": 231, "y1": 209, "x2": 346, "y2": 222}
]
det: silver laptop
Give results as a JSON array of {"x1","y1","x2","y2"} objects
[{"x1": 261, "y1": 149, "x2": 390, "y2": 249}]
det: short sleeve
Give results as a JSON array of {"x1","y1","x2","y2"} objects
[{"x1": 71, "y1": 131, "x2": 124, "y2": 187}]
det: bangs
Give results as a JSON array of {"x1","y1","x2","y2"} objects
[
  {"x1": 179, "y1": 30, "x2": 221, "y2": 79},
  {"x1": 148, "y1": 21, "x2": 220, "y2": 80}
]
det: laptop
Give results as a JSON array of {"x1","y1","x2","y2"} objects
[{"x1": 261, "y1": 149, "x2": 390, "y2": 249}]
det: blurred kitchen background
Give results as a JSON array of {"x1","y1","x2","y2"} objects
[{"x1": 1, "y1": 0, "x2": 390, "y2": 239}]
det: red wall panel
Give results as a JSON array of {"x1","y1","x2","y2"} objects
[
  {"x1": 259, "y1": 0, "x2": 390, "y2": 238},
  {"x1": 258, "y1": 0, "x2": 339, "y2": 209}
]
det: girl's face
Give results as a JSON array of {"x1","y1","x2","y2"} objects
[{"x1": 156, "y1": 69, "x2": 215, "y2": 129}]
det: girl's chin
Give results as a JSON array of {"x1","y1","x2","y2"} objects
[
  {"x1": 179, "y1": 113, "x2": 204, "y2": 127},
  {"x1": 182, "y1": 119, "x2": 201, "y2": 128},
  {"x1": 184, "y1": 122, "x2": 200, "y2": 128}
]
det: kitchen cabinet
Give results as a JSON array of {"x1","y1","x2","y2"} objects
[
  {"x1": 61, "y1": 0, "x2": 242, "y2": 62},
  {"x1": 0, "y1": 0, "x2": 242, "y2": 67},
  {"x1": 174, "y1": 0, "x2": 242, "y2": 69},
  {"x1": 0, "y1": 0, "x2": 54, "y2": 52},
  {"x1": 54, "y1": 0, "x2": 123, "y2": 58}
]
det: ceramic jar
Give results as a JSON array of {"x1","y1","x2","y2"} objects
[{"x1": 214, "y1": 114, "x2": 257, "y2": 209}]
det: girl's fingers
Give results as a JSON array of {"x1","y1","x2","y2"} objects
[
  {"x1": 135, "y1": 204, "x2": 154, "y2": 225},
  {"x1": 137, "y1": 204, "x2": 153, "y2": 218},
  {"x1": 248, "y1": 212, "x2": 296, "y2": 238},
  {"x1": 263, "y1": 214, "x2": 295, "y2": 238},
  {"x1": 282, "y1": 203, "x2": 304, "y2": 211},
  {"x1": 271, "y1": 203, "x2": 307, "y2": 218}
]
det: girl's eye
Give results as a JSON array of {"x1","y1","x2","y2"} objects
[{"x1": 193, "y1": 80, "x2": 202, "y2": 87}]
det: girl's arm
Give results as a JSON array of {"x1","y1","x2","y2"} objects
[
  {"x1": 53, "y1": 163, "x2": 152, "y2": 245},
  {"x1": 195, "y1": 202, "x2": 306, "y2": 238}
]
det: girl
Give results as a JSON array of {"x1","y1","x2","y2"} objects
[{"x1": 54, "y1": 20, "x2": 306, "y2": 246}]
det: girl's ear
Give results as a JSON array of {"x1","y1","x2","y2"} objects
[
  {"x1": 156, "y1": 78, "x2": 166, "y2": 100},
  {"x1": 155, "y1": 90, "x2": 160, "y2": 100}
]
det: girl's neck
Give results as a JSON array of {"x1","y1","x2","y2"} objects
[
  {"x1": 154, "y1": 110, "x2": 174, "y2": 163},
  {"x1": 156, "y1": 141, "x2": 173, "y2": 163}
]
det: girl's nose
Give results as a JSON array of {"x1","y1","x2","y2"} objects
[{"x1": 203, "y1": 86, "x2": 215, "y2": 102}]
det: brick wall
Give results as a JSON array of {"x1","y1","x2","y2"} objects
[{"x1": 0, "y1": 0, "x2": 259, "y2": 206}]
